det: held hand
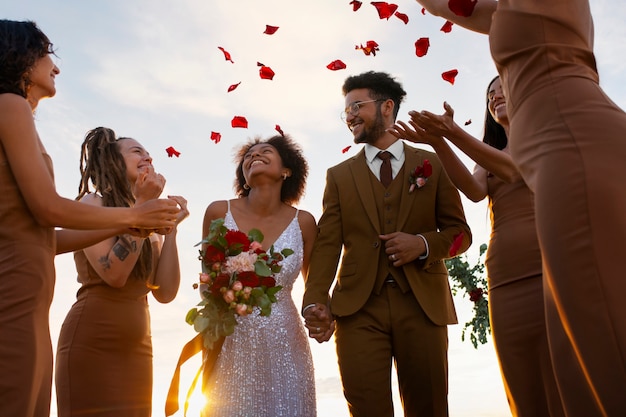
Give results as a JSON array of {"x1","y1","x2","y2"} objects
[
  {"x1": 303, "y1": 303, "x2": 335, "y2": 343},
  {"x1": 133, "y1": 166, "x2": 166, "y2": 203},
  {"x1": 379, "y1": 232, "x2": 426, "y2": 266},
  {"x1": 132, "y1": 198, "x2": 179, "y2": 229}
]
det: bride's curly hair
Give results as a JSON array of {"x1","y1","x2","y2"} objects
[
  {"x1": 234, "y1": 134, "x2": 309, "y2": 205},
  {"x1": 77, "y1": 127, "x2": 153, "y2": 280}
]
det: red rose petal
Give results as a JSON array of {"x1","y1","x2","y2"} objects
[
  {"x1": 371, "y1": 2, "x2": 398, "y2": 19},
  {"x1": 165, "y1": 146, "x2": 181, "y2": 158},
  {"x1": 327, "y1": 60, "x2": 347, "y2": 71},
  {"x1": 350, "y1": 0, "x2": 363, "y2": 11},
  {"x1": 448, "y1": 0, "x2": 478, "y2": 17},
  {"x1": 275, "y1": 125, "x2": 284, "y2": 136},
  {"x1": 440, "y1": 20, "x2": 454, "y2": 33},
  {"x1": 464, "y1": 119, "x2": 472, "y2": 126},
  {"x1": 449, "y1": 232, "x2": 464, "y2": 256},
  {"x1": 210, "y1": 132, "x2": 221, "y2": 144},
  {"x1": 442, "y1": 69, "x2": 459, "y2": 84},
  {"x1": 217, "y1": 46, "x2": 234, "y2": 63},
  {"x1": 394, "y1": 11, "x2": 409, "y2": 24},
  {"x1": 414, "y1": 37, "x2": 430, "y2": 57},
  {"x1": 256, "y1": 62, "x2": 264, "y2": 67},
  {"x1": 342, "y1": 145, "x2": 352, "y2": 153},
  {"x1": 231, "y1": 116, "x2": 248, "y2": 128},
  {"x1": 259, "y1": 66, "x2": 275, "y2": 80},
  {"x1": 263, "y1": 25, "x2": 279, "y2": 35},
  {"x1": 355, "y1": 40, "x2": 379, "y2": 56},
  {"x1": 421, "y1": 7, "x2": 426, "y2": 15},
  {"x1": 227, "y1": 82, "x2": 241, "y2": 92}
]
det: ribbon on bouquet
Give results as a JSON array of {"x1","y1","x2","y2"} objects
[{"x1": 165, "y1": 334, "x2": 225, "y2": 417}]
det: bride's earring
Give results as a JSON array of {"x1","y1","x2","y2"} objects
[
  {"x1": 282, "y1": 173, "x2": 288, "y2": 180},
  {"x1": 243, "y1": 183, "x2": 250, "y2": 190}
]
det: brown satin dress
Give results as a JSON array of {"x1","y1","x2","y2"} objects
[
  {"x1": 0, "y1": 146, "x2": 56, "y2": 417},
  {"x1": 55, "y1": 250, "x2": 153, "y2": 416},
  {"x1": 490, "y1": 1, "x2": 626, "y2": 414},
  {"x1": 486, "y1": 174, "x2": 563, "y2": 417}
]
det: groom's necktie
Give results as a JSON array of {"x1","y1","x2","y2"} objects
[{"x1": 378, "y1": 151, "x2": 393, "y2": 187}]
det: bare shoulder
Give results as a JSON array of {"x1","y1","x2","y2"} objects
[
  {"x1": 297, "y1": 209, "x2": 318, "y2": 238},
  {"x1": 203, "y1": 200, "x2": 228, "y2": 220},
  {"x1": 78, "y1": 192, "x2": 103, "y2": 207}
]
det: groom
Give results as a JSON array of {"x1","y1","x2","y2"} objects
[{"x1": 303, "y1": 71, "x2": 471, "y2": 417}]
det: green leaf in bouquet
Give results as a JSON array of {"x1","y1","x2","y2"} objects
[
  {"x1": 270, "y1": 263, "x2": 282, "y2": 274},
  {"x1": 250, "y1": 287, "x2": 265, "y2": 298},
  {"x1": 185, "y1": 308, "x2": 199, "y2": 325},
  {"x1": 254, "y1": 261, "x2": 272, "y2": 277},
  {"x1": 194, "y1": 316, "x2": 211, "y2": 334},
  {"x1": 247, "y1": 228, "x2": 264, "y2": 244},
  {"x1": 281, "y1": 248, "x2": 294, "y2": 257},
  {"x1": 266, "y1": 285, "x2": 282, "y2": 303}
]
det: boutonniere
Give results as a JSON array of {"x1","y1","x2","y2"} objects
[{"x1": 409, "y1": 159, "x2": 432, "y2": 193}]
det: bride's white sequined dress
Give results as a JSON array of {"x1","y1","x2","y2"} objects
[{"x1": 202, "y1": 204, "x2": 317, "y2": 417}]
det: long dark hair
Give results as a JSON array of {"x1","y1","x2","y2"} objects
[
  {"x1": 78, "y1": 127, "x2": 152, "y2": 280},
  {"x1": 0, "y1": 20, "x2": 54, "y2": 97},
  {"x1": 482, "y1": 76, "x2": 508, "y2": 150}
]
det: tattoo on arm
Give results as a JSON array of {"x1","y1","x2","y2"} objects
[
  {"x1": 98, "y1": 255, "x2": 112, "y2": 270},
  {"x1": 112, "y1": 235, "x2": 139, "y2": 261},
  {"x1": 112, "y1": 242, "x2": 130, "y2": 261}
]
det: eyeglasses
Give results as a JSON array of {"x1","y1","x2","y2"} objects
[{"x1": 340, "y1": 99, "x2": 386, "y2": 122}]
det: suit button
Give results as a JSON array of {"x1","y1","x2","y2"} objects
[{"x1": 373, "y1": 241, "x2": 380, "y2": 248}]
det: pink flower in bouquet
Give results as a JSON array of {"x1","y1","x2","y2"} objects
[{"x1": 409, "y1": 160, "x2": 432, "y2": 193}]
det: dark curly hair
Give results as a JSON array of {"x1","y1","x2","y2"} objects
[
  {"x1": 0, "y1": 20, "x2": 55, "y2": 97},
  {"x1": 234, "y1": 134, "x2": 308, "y2": 205},
  {"x1": 341, "y1": 71, "x2": 407, "y2": 120},
  {"x1": 482, "y1": 76, "x2": 508, "y2": 151},
  {"x1": 77, "y1": 127, "x2": 153, "y2": 280}
]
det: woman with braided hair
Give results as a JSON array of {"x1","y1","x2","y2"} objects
[
  {"x1": 0, "y1": 20, "x2": 180, "y2": 417},
  {"x1": 55, "y1": 127, "x2": 189, "y2": 416}
]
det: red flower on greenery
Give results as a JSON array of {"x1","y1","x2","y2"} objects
[
  {"x1": 449, "y1": 232, "x2": 465, "y2": 256},
  {"x1": 261, "y1": 276, "x2": 276, "y2": 287},
  {"x1": 448, "y1": 0, "x2": 478, "y2": 17},
  {"x1": 327, "y1": 60, "x2": 347, "y2": 71},
  {"x1": 355, "y1": 40, "x2": 379, "y2": 56},
  {"x1": 218, "y1": 46, "x2": 234, "y2": 63},
  {"x1": 263, "y1": 25, "x2": 279, "y2": 35},
  {"x1": 203, "y1": 245, "x2": 226, "y2": 264},
  {"x1": 238, "y1": 271, "x2": 261, "y2": 288},
  {"x1": 342, "y1": 145, "x2": 352, "y2": 154},
  {"x1": 394, "y1": 11, "x2": 409, "y2": 24},
  {"x1": 275, "y1": 125, "x2": 284, "y2": 136},
  {"x1": 225, "y1": 229, "x2": 251, "y2": 252},
  {"x1": 440, "y1": 21, "x2": 454, "y2": 33},
  {"x1": 350, "y1": 0, "x2": 362, "y2": 11},
  {"x1": 469, "y1": 288, "x2": 484, "y2": 302},
  {"x1": 210, "y1": 274, "x2": 230, "y2": 297},
  {"x1": 409, "y1": 159, "x2": 432, "y2": 192},
  {"x1": 442, "y1": 69, "x2": 459, "y2": 85},
  {"x1": 414, "y1": 38, "x2": 430, "y2": 57},
  {"x1": 259, "y1": 65, "x2": 275, "y2": 80},
  {"x1": 371, "y1": 2, "x2": 398, "y2": 19},
  {"x1": 210, "y1": 131, "x2": 221, "y2": 144},
  {"x1": 227, "y1": 82, "x2": 241, "y2": 92},
  {"x1": 231, "y1": 116, "x2": 248, "y2": 128},
  {"x1": 165, "y1": 146, "x2": 181, "y2": 158}
]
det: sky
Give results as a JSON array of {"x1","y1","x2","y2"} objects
[{"x1": 5, "y1": 0, "x2": 626, "y2": 416}]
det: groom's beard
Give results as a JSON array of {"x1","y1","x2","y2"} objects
[{"x1": 354, "y1": 112, "x2": 386, "y2": 145}]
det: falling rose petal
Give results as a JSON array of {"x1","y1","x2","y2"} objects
[
  {"x1": 275, "y1": 125, "x2": 284, "y2": 136},
  {"x1": 165, "y1": 146, "x2": 181, "y2": 158},
  {"x1": 464, "y1": 119, "x2": 472, "y2": 126},
  {"x1": 394, "y1": 11, "x2": 409, "y2": 24},
  {"x1": 259, "y1": 66, "x2": 275, "y2": 80},
  {"x1": 440, "y1": 20, "x2": 454, "y2": 33},
  {"x1": 371, "y1": 2, "x2": 398, "y2": 20},
  {"x1": 449, "y1": 232, "x2": 464, "y2": 256},
  {"x1": 355, "y1": 40, "x2": 380, "y2": 56},
  {"x1": 421, "y1": 7, "x2": 426, "y2": 15},
  {"x1": 350, "y1": 0, "x2": 362, "y2": 11},
  {"x1": 217, "y1": 46, "x2": 234, "y2": 63},
  {"x1": 263, "y1": 25, "x2": 279, "y2": 35},
  {"x1": 448, "y1": 0, "x2": 478, "y2": 17},
  {"x1": 442, "y1": 69, "x2": 459, "y2": 84},
  {"x1": 231, "y1": 116, "x2": 248, "y2": 128},
  {"x1": 414, "y1": 38, "x2": 430, "y2": 57},
  {"x1": 210, "y1": 131, "x2": 222, "y2": 144},
  {"x1": 227, "y1": 82, "x2": 241, "y2": 92},
  {"x1": 342, "y1": 145, "x2": 352, "y2": 154},
  {"x1": 327, "y1": 60, "x2": 347, "y2": 71},
  {"x1": 257, "y1": 62, "x2": 265, "y2": 67}
]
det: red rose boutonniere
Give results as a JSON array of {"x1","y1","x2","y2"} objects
[{"x1": 409, "y1": 159, "x2": 432, "y2": 193}]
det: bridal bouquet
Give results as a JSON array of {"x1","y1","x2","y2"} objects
[{"x1": 185, "y1": 218, "x2": 293, "y2": 349}]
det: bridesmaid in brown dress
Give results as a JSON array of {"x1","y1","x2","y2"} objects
[
  {"x1": 0, "y1": 21, "x2": 180, "y2": 417},
  {"x1": 414, "y1": 1, "x2": 626, "y2": 415},
  {"x1": 55, "y1": 127, "x2": 189, "y2": 416},
  {"x1": 390, "y1": 76, "x2": 564, "y2": 417}
]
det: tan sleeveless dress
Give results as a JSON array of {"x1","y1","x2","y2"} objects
[{"x1": 491, "y1": 1, "x2": 626, "y2": 414}]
